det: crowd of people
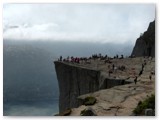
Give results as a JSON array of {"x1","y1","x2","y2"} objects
[
  {"x1": 57, "y1": 53, "x2": 154, "y2": 84},
  {"x1": 58, "y1": 53, "x2": 126, "y2": 64}
]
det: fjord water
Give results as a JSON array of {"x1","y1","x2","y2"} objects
[
  {"x1": 3, "y1": 40, "x2": 133, "y2": 116},
  {"x1": 3, "y1": 100, "x2": 59, "y2": 116},
  {"x1": 3, "y1": 40, "x2": 59, "y2": 116}
]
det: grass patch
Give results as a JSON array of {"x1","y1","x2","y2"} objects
[
  {"x1": 133, "y1": 94, "x2": 155, "y2": 115},
  {"x1": 80, "y1": 108, "x2": 96, "y2": 116},
  {"x1": 84, "y1": 96, "x2": 96, "y2": 106}
]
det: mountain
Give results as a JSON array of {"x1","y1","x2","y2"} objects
[{"x1": 131, "y1": 20, "x2": 155, "y2": 57}]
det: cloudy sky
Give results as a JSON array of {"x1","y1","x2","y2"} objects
[{"x1": 3, "y1": 4, "x2": 155, "y2": 44}]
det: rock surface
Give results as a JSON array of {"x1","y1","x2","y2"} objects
[
  {"x1": 70, "y1": 57, "x2": 155, "y2": 116},
  {"x1": 131, "y1": 20, "x2": 155, "y2": 57},
  {"x1": 54, "y1": 58, "x2": 135, "y2": 113},
  {"x1": 54, "y1": 56, "x2": 155, "y2": 115}
]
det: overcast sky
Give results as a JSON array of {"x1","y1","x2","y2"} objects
[{"x1": 3, "y1": 4, "x2": 155, "y2": 44}]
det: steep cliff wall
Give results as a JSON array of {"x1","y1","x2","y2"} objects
[
  {"x1": 131, "y1": 20, "x2": 155, "y2": 57},
  {"x1": 54, "y1": 62, "x2": 130, "y2": 112}
]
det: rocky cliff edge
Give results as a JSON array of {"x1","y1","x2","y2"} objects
[{"x1": 54, "y1": 57, "x2": 155, "y2": 115}]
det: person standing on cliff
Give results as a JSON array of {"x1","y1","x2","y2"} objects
[
  {"x1": 134, "y1": 76, "x2": 137, "y2": 84},
  {"x1": 112, "y1": 64, "x2": 115, "y2": 71},
  {"x1": 114, "y1": 66, "x2": 117, "y2": 73},
  {"x1": 142, "y1": 63, "x2": 144, "y2": 71},
  {"x1": 108, "y1": 69, "x2": 112, "y2": 77},
  {"x1": 149, "y1": 74, "x2": 152, "y2": 81},
  {"x1": 60, "y1": 56, "x2": 62, "y2": 61}
]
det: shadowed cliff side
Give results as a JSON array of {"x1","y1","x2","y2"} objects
[
  {"x1": 54, "y1": 61, "x2": 100, "y2": 112},
  {"x1": 54, "y1": 61, "x2": 130, "y2": 113},
  {"x1": 131, "y1": 20, "x2": 155, "y2": 57}
]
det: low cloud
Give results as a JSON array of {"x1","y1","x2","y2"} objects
[{"x1": 3, "y1": 4, "x2": 155, "y2": 44}]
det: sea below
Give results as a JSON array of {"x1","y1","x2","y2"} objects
[{"x1": 3, "y1": 99, "x2": 59, "y2": 116}]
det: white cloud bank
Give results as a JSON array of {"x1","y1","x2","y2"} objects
[{"x1": 3, "y1": 4, "x2": 155, "y2": 44}]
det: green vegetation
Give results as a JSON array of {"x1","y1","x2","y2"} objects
[
  {"x1": 84, "y1": 96, "x2": 96, "y2": 106},
  {"x1": 80, "y1": 109, "x2": 87, "y2": 116},
  {"x1": 133, "y1": 94, "x2": 155, "y2": 115},
  {"x1": 80, "y1": 108, "x2": 96, "y2": 116}
]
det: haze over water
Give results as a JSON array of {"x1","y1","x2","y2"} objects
[{"x1": 3, "y1": 4, "x2": 155, "y2": 116}]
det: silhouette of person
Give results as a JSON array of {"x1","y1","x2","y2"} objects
[
  {"x1": 60, "y1": 56, "x2": 62, "y2": 61},
  {"x1": 139, "y1": 70, "x2": 143, "y2": 76},
  {"x1": 149, "y1": 74, "x2": 152, "y2": 80},
  {"x1": 134, "y1": 76, "x2": 137, "y2": 84}
]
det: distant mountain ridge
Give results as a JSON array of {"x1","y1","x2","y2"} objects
[{"x1": 131, "y1": 20, "x2": 155, "y2": 57}]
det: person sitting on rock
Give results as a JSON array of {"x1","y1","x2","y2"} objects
[
  {"x1": 63, "y1": 59, "x2": 66, "y2": 62},
  {"x1": 144, "y1": 60, "x2": 147, "y2": 65},
  {"x1": 120, "y1": 55, "x2": 124, "y2": 59}
]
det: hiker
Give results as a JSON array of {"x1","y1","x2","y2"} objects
[
  {"x1": 142, "y1": 63, "x2": 144, "y2": 71},
  {"x1": 108, "y1": 65, "x2": 110, "y2": 69},
  {"x1": 144, "y1": 60, "x2": 147, "y2": 65},
  {"x1": 149, "y1": 71, "x2": 153, "y2": 80},
  {"x1": 77, "y1": 58, "x2": 80, "y2": 63},
  {"x1": 149, "y1": 74, "x2": 152, "y2": 81},
  {"x1": 60, "y1": 56, "x2": 62, "y2": 61},
  {"x1": 151, "y1": 71, "x2": 155, "y2": 75},
  {"x1": 67, "y1": 56, "x2": 70, "y2": 62},
  {"x1": 139, "y1": 70, "x2": 143, "y2": 76},
  {"x1": 108, "y1": 69, "x2": 113, "y2": 77},
  {"x1": 120, "y1": 55, "x2": 124, "y2": 59},
  {"x1": 134, "y1": 76, "x2": 137, "y2": 84},
  {"x1": 99, "y1": 53, "x2": 102, "y2": 58},
  {"x1": 114, "y1": 66, "x2": 117, "y2": 73},
  {"x1": 112, "y1": 64, "x2": 115, "y2": 71},
  {"x1": 116, "y1": 54, "x2": 119, "y2": 59}
]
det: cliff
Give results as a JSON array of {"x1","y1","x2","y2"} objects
[
  {"x1": 70, "y1": 58, "x2": 155, "y2": 116},
  {"x1": 54, "y1": 57, "x2": 155, "y2": 115},
  {"x1": 54, "y1": 20, "x2": 155, "y2": 115},
  {"x1": 54, "y1": 62, "x2": 100, "y2": 112},
  {"x1": 131, "y1": 20, "x2": 155, "y2": 57},
  {"x1": 54, "y1": 61, "x2": 132, "y2": 112}
]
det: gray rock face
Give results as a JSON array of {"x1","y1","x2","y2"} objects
[
  {"x1": 145, "y1": 109, "x2": 154, "y2": 116},
  {"x1": 54, "y1": 62, "x2": 100, "y2": 112},
  {"x1": 131, "y1": 20, "x2": 155, "y2": 57},
  {"x1": 54, "y1": 61, "x2": 129, "y2": 112}
]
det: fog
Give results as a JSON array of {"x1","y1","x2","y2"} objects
[
  {"x1": 3, "y1": 38, "x2": 135, "y2": 115},
  {"x1": 3, "y1": 4, "x2": 155, "y2": 44},
  {"x1": 3, "y1": 39, "x2": 133, "y2": 101},
  {"x1": 3, "y1": 100, "x2": 59, "y2": 116},
  {"x1": 3, "y1": 3, "x2": 155, "y2": 116}
]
